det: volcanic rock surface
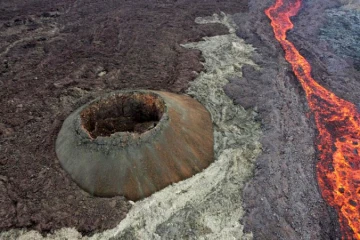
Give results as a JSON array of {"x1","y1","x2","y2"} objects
[
  {"x1": 2, "y1": 13, "x2": 263, "y2": 240},
  {"x1": 1, "y1": 0, "x2": 360, "y2": 239},
  {"x1": 0, "y1": 0, "x2": 247, "y2": 235},
  {"x1": 56, "y1": 90, "x2": 214, "y2": 201},
  {"x1": 225, "y1": 0, "x2": 359, "y2": 239}
]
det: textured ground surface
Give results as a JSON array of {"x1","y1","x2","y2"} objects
[
  {"x1": 1, "y1": 0, "x2": 360, "y2": 239},
  {"x1": 1, "y1": 14, "x2": 262, "y2": 240},
  {"x1": 227, "y1": 0, "x2": 359, "y2": 239},
  {"x1": 0, "y1": 0, "x2": 247, "y2": 235}
]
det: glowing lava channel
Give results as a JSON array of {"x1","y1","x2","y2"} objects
[{"x1": 265, "y1": 0, "x2": 360, "y2": 239}]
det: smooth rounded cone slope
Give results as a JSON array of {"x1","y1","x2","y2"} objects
[{"x1": 56, "y1": 90, "x2": 214, "y2": 201}]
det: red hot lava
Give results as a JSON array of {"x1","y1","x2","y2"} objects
[{"x1": 265, "y1": 0, "x2": 360, "y2": 239}]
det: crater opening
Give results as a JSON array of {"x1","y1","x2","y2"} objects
[
  {"x1": 80, "y1": 92, "x2": 165, "y2": 138},
  {"x1": 57, "y1": 90, "x2": 214, "y2": 200}
]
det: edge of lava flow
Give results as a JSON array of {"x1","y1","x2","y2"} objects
[{"x1": 265, "y1": 0, "x2": 360, "y2": 239}]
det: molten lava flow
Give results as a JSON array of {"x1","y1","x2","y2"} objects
[{"x1": 265, "y1": 0, "x2": 360, "y2": 239}]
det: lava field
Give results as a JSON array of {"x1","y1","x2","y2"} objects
[{"x1": 0, "y1": 0, "x2": 359, "y2": 239}]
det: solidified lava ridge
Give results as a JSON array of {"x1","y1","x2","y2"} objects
[{"x1": 266, "y1": 0, "x2": 360, "y2": 239}]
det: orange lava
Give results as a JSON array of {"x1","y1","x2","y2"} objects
[{"x1": 265, "y1": 0, "x2": 360, "y2": 239}]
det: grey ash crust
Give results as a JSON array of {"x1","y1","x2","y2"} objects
[{"x1": 223, "y1": 0, "x2": 359, "y2": 239}]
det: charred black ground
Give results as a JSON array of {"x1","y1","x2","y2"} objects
[{"x1": 80, "y1": 92, "x2": 165, "y2": 138}]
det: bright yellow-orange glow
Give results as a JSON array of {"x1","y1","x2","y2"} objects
[{"x1": 265, "y1": 0, "x2": 360, "y2": 239}]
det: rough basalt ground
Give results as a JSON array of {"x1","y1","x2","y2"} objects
[
  {"x1": 226, "y1": 0, "x2": 359, "y2": 239},
  {"x1": 0, "y1": 0, "x2": 248, "y2": 235},
  {"x1": 1, "y1": 13, "x2": 262, "y2": 240},
  {"x1": 1, "y1": 0, "x2": 360, "y2": 239}
]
